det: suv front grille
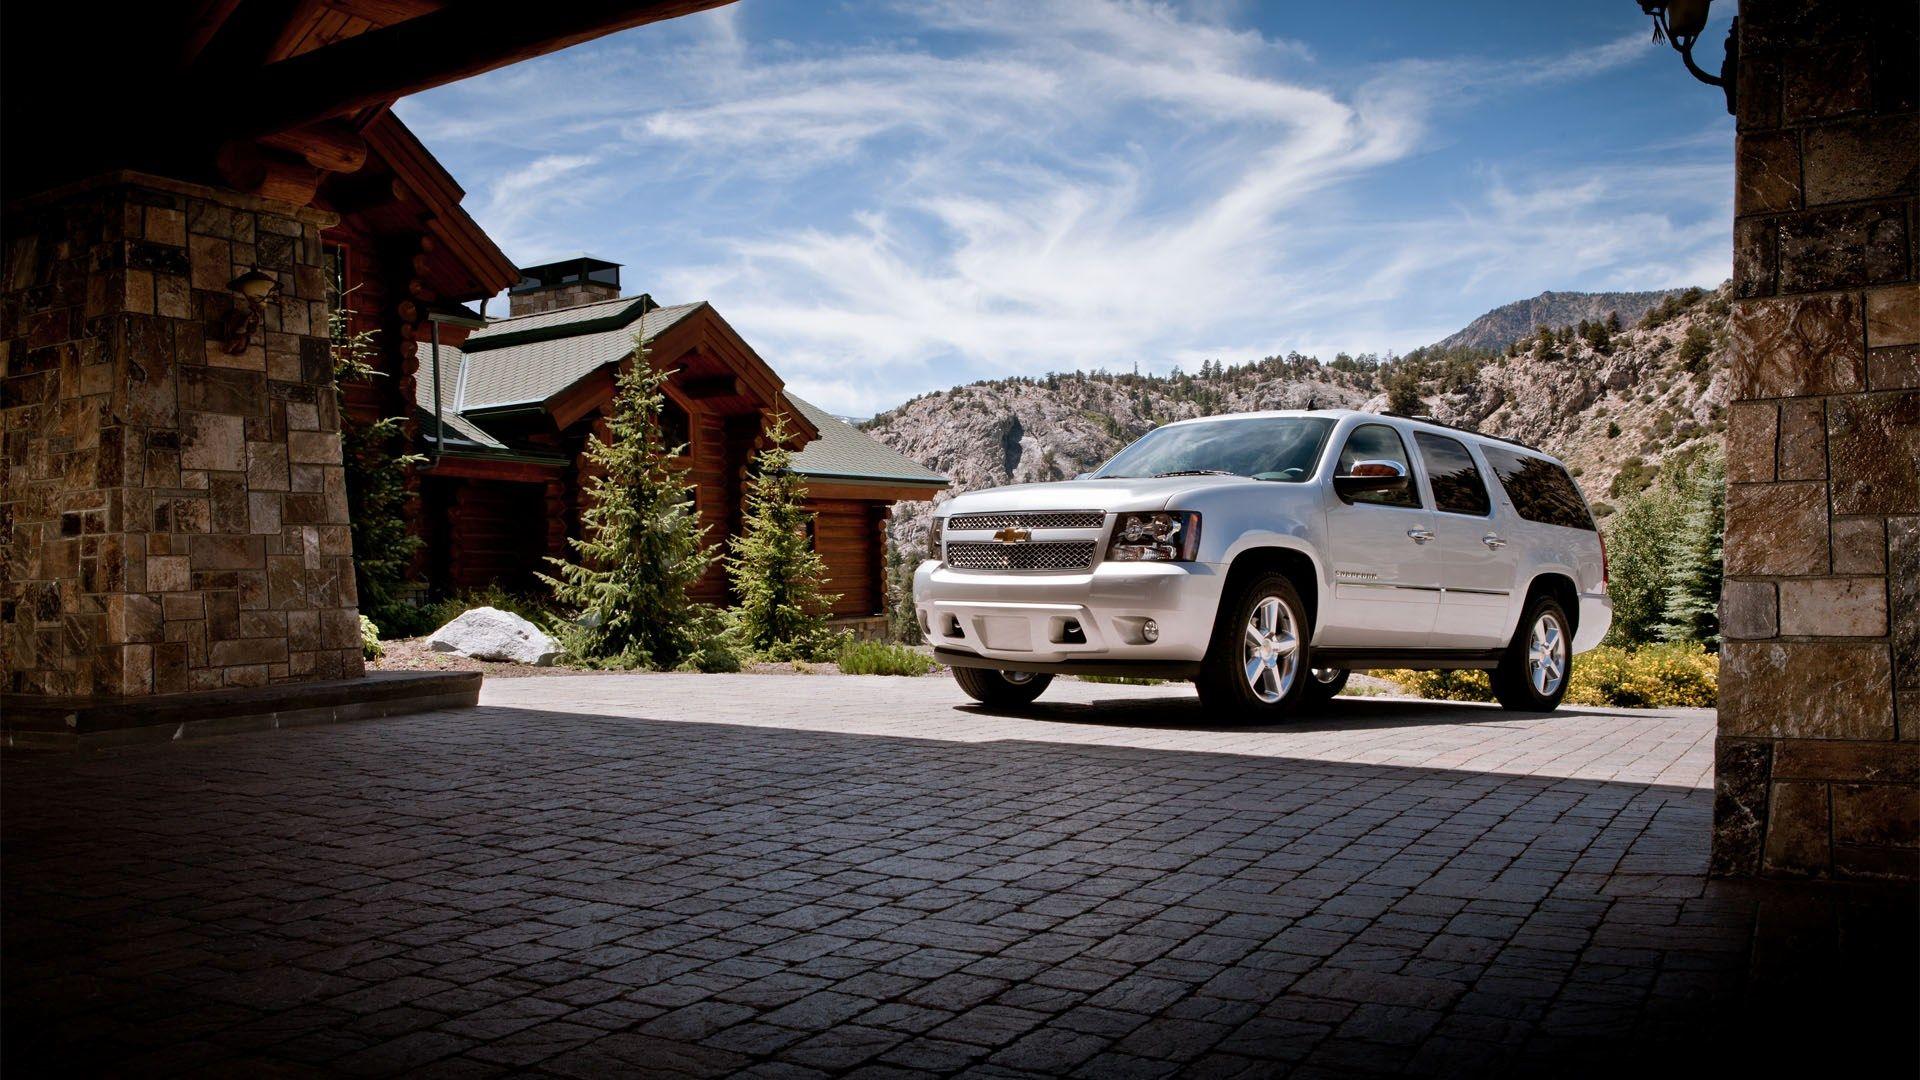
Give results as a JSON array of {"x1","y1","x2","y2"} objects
[
  {"x1": 946, "y1": 510, "x2": 1105, "y2": 531},
  {"x1": 944, "y1": 540, "x2": 1098, "y2": 572}
]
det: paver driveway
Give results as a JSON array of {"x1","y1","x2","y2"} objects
[{"x1": 0, "y1": 675, "x2": 1890, "y2": 1076}]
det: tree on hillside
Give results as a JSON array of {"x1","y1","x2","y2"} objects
[
  {"x1": 1383, "y1": 367, "x2": 1426, "y2": 415},
  {"x1": 1659, "y1": 446, "x2": 1725, "y2": 645},
  {"x1": 727, "y1": 410, "x2": 840, "y2": 661},
  {"x1": 540, "y1": 336, "x2": 718, "y2": 669}
]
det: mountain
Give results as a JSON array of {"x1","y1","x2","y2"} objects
[
  {"x1": 1432, "y1": 289, "x2": 1691, "y2": 353},
  {"x1": 862, "y1": 285, "x2": 1731, "y2": 556}
]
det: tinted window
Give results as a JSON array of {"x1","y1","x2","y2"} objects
[
  {"x1": 1482, "y1": 445, "x2": 1595, "y2": 530},
  {"x1": 1096, "y1": 417, "x2": 1334, "y2": 482},
  {"x1": 1415, "y1": 433, "x2": 1491, "y2": 516},
  {"x1": 1335, "y1": 424, "x2": 1420, "y2": 508}
]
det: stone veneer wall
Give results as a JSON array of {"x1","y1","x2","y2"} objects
[
  {"x1": 1, "y1": 174, "x2": 365, "y2": 696},
  {"x1": 1713, "y1": 0, "x2": 1919, "y2": 879}
]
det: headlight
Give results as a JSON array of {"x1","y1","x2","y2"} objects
[
  {"x1": 1107, "y1": 511, "x2": 1201, "y2": 562},
  {"x1": 927, "y1": 520, "x2": 944, "y2": 562}
]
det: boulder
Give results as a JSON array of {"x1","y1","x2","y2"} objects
[{"x1": 427, "y1": 607, "x2": 562, "y2": 666}]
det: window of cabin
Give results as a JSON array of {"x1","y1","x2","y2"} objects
[{"x1": 660, "y1": 398, "x2": 691, "y2": 455}]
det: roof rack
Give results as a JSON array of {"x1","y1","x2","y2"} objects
[{"x1": 1379, "y1": 412, "x2": 1546, "y2": 454}]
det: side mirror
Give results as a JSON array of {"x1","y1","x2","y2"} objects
[{"x1": 1333, "y1": 459, "x2": 1410, "y2": 497}]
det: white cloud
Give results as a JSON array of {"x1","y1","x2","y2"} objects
[{"x1": 399, "y1": 1, "x2": 1731, "y2": 417}]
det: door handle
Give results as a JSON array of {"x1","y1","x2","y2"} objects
[
  {"x1": 1407, "y1": 527, "x2": 1434, "y2": 543},
  {"x1": 1481, "y1": 533, "x2": 1506, "y2": 549}
]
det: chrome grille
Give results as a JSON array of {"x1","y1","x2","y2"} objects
[
  {"x1": 946, "y1": 510, "x2": 1105, "y2": 531},
  {"x1": 944, "y1": 540, "x2": 1098, "y2": 572}
]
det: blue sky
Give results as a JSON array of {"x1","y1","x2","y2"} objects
[{"x1": 398, "y1": 0, "x2": 1735, "y2": 417}]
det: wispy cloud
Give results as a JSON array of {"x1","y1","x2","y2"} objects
[{"x1": 400, "y1": 1, "x2": 1731, "y2": 416}]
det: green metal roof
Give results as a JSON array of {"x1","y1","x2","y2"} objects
[
  {"x1": 406, "y1": 296, "x2": 945, "y2": 492},
  {"x1": 785, "y1": 395, "x2": 946, "y2": 488}
]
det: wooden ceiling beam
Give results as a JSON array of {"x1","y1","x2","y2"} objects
[{"x1": 216, "y1": 0, "x2": 736, "y2": 142}]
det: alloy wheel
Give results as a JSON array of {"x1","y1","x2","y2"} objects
[
  {"x1": 1242, "y1": 596, "x2": 1300, "y2": 704},
  {"x1": 1528, "y1": 612, "x2": 1567, "y2": 696}
]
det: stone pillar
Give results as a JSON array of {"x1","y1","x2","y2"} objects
[
  {"x1": 1713, "y1": 1, "x2": 1919, "y2": 879},
  {"x1": 2, "y1": 174, "x2": 365, "y2": 696}
]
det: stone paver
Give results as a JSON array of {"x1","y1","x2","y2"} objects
[{"x1": 1, "y1": 675, "x2": 1907, "y2": 1076}]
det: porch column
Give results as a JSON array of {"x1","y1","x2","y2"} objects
[
  {"x1": 1712, "y1": 1, "x2": 1919, "y2": 878},
  {"x1": 2, "y1": 174, "x2": 364, "y2": 695}
]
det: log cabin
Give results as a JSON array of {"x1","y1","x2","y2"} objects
[{"x1": 413, "y1": 257, "x2": 947, "y2": 629}]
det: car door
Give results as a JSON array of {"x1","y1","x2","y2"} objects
[
  {"x1": 1318, "y1": 421, "x2": 1438, "y2": 647},
  {"x1": 1414, "y1": 433, "x2": 1519, "y2": 648}
]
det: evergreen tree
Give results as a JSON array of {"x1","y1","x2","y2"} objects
[
  {"x1": 1602, "y1": 485, "x2": 1680, "y2": 645},
  {"x1": 539, "y1": 337, "x2": 718, "y2": 668},
  {"x1": 885, "y1": 540, "x2": 922, "y2": 645},
  {"x1": 1383, "y1": 367, "x2": 1425, "y2": 415},
  {"x1": 1658, "y1": 446, "x2": 1725, "y2": 645},
  {"x1": 726, "y1": 410, "x2": 839, "y2": 660}
]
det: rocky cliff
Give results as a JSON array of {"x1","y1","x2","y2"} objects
[
  {"x1": 864, "y1": 285, "x2": 1731, "y2": 554},
  {"x1": 1431, "y1": 288, "x2": 1691, "y2": 353}
]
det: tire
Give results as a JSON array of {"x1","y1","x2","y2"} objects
[
  {"x1": 1195, "y1": 571, "x2": 1312, "y2": 720},
  {"x1": 953, "y1": 666, "x2": 1053, "y2": 706},
  {"x1": 1492, "y1": 594, "x2": 1573, "y2": 712},
  {"x1": 1302, "y1": 667, "x2": 1349, "y2": 704}
]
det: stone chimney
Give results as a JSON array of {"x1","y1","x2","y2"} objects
[{"x1": 508, "y1": 255, "x2": 622, "y2": 317}]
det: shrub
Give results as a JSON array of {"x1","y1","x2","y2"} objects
[
  {"x1": 1382, "y1": 643, "x2": 1717, "y2": 708},
  {"x1": 359, "y1": 615, "x2": 383, "y2": 661},
  {"x1": 383, "y1": 584, "x2": 556, "y2": 639},
  {"x1": 836, "y1": 639, "x2": 936, "y2": 676},
  {"x1": 330, "y1": 288, "x2": 425, "y2": 634},
  {"x1": 1078, "y1": 675, "x2": 1166, "y2": 686},
  {"x1": 1381, "y1": 669, "x2": 1493, "y2": 702},
  {"x1": 1563, "y1": 643, "x2": 1717, "y2": 708}
]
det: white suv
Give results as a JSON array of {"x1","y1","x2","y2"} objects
[{"x1": 914, "y1": 409, "x2": 1611, "y2": 717}]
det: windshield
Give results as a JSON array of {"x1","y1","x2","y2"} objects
[{"x1": 1093, "y1": 416, "x2": 1336, "y2": 482}]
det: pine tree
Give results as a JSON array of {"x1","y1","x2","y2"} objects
[
  {"x1": 884, "y1": 540, "x2": 922, "y2": 645},
  {"x1": 726, "y1": 410, "x2": 840, "y2": 661},
  {"x1": 539, "y1": 337, "x2": 718, "y2": 668},
  {"x1": 1658, "y1": 446, "x2": 1725, "y2": 645}
]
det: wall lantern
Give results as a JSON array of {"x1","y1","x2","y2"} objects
[
  {"x1": 1637, "y1": 0, "x2": 1737, "y2": 114},
  {"x1": 221, "y1": 269, "x2": 281, "y2": 354}
]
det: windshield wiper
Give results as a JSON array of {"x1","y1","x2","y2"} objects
[{"x1": 1151, "y1": 469, "x2": 1234, "y2": 478}]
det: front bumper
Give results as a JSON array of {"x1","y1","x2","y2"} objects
[{"x1": 913, "y1": 559, "x2": 1226, "y2": 666}]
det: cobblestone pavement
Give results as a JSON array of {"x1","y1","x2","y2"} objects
[{"x1": 2, "y1": 676, "x2": 1907, "y2": 1077}]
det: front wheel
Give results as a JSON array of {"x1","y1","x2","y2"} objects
[
  {"x1": 953, "y1": 666, "x2": 1053, "y2": 706},
  {"x1": 1195, "y1": 572, "x2": 1311, "y2": 720},
  {"x1": 1491, "y1": 596, "x2": 1572, "y2": 711}
]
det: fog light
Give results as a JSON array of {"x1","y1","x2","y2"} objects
[{"x1": 1142, "y1": 619, "x2": 1159, "y2": 643}]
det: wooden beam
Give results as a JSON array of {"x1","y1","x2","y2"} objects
[
  {"x1": 217, "y1": 1, "x2": 737, "y2": 141},
  {"x1": 259, "y1": 121, "x2": 369, "y2": 173}
]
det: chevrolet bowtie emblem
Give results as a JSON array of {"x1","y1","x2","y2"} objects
[{"x1": 993, "y1": 527, "x2": 1032, "y2": 543}]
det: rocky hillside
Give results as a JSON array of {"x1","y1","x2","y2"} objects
[
  {"x1": 1432, "y1": 289, "x2": 1690, "y2": 353},
  {"x1": 865, "y1": 286, "x2": 1731, "y2": 555}
]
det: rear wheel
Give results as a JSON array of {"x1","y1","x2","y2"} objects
[
  {"x1": 953, "y1": 666, "x2": 1053, "y2": 706},
  {"x1": 1196, "y1": 572, "x2": 1311, "y2": 720},
  {"x1": 1302, "y1": 667, "x2": 1349, "y2": 704},
  {"x1": 1491, "y1": 595, "x2": 1572, "y2": 712}
]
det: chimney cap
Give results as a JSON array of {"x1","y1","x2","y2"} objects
[{"x1": 511, "y1": 255, "x2": 622, "y2": 294}]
